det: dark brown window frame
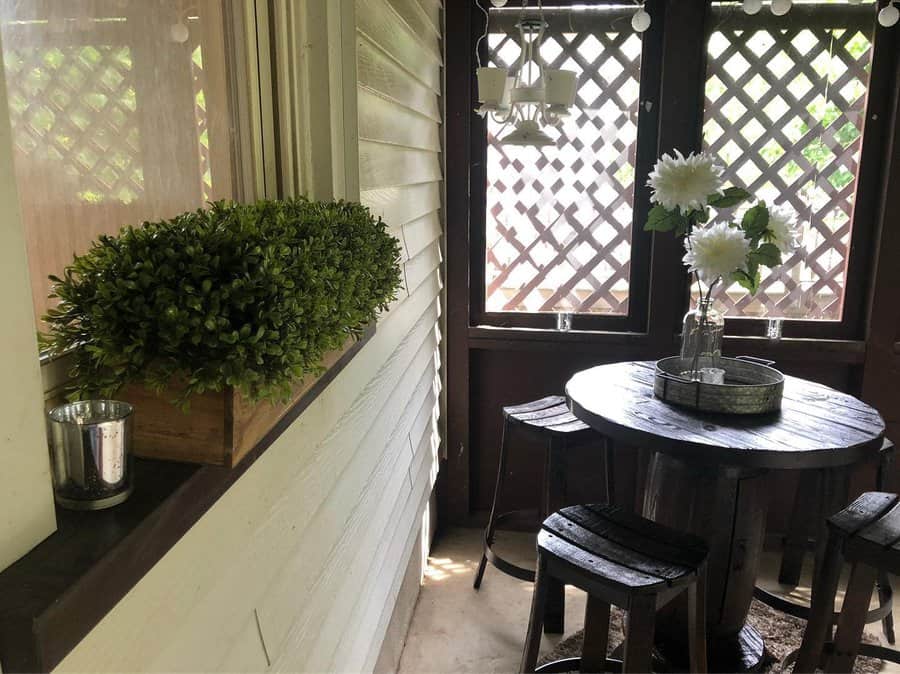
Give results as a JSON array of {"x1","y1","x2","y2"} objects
[
  {"x1": 463, "y1": 0, "x2": 898, "y2": 342},
  {"x1": 470, "y1": 0, "x2": 664, "y2": 333}
]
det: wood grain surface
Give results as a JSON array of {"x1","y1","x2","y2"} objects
[{"x1": 567, "y1": 360, "x2": 885, "y2": 469}]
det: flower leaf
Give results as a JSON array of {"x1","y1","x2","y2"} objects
[
  {"x1": 708, "y1": 186, "x2": 752, "y2": 209},
  {"x1": 750, "y1": 242, "x2": 782, "y2": 268},
  {"x1": 644, "y1": 205, "x2": 687, "y2": 233},
  {"x1": 741, "y1": 203, "x2": 770, "y2": 242},
  {"x1": 733, "y1": 266, "x2": 761, "y2": 294}
]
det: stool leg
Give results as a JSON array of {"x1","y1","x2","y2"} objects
[
  {"x1": 475, "y1": 417, "x2": 511, "y2": 590},
  {"x1": 581, "y1": 595, "x2": 610, "y2": 673},
  {"x1": 520, "y1": 555, "x2": 549, "y2": 674},
  {"x1": 688, "y1": 566, "x2": 708, "y2": 674},
  {"x1": 623, "y1": 594, "x2": 656, "y2": 674},
  {"x1": 795, "y1": 532, "x2": 845, "y2": 673},
  {"x1": 877, "y1": 571, "x2": 895, "y2": 644},
  {"x1": 826, "y1": 562, "x2": 878, "y2": 674},
  {"x1": 877, "y1": 445, "x2": 896, "y2": 644},
  {"x1": 778, "y1": 471, "x2": 819, "y2": 586},
  {"x1": 543, "y1": 437, "x2": 566, "y2": 634}
]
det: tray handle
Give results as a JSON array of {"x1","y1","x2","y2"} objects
[
  {"x1": 735, "y1": 355, "x2": 776, "y2": 367},
  {"x1": 655, "y1": 370, "x2": 702, "y2": 409}
]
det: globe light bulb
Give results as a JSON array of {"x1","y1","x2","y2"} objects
[
  {"x1": 631, "y1": 8, "x2": 651, "y2": 33},
  {"x1": 170, "y1": 22, "x2": 189, "y2": 43},
  {"x1": 771, "y1": 0, "x2": 792, "y2": 16},
  {"x1": 878, "y1": 3, "x2": 900, "y2": 27},
  {"x1": 742, "y1": 0, "x2": 763, "y2": 14},
  {"x1": 490, "y1": 0, "x2": 508, "y2": 6}
]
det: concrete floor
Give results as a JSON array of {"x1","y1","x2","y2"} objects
[{"x1": 397, "y1": 527, "x2": 900, "y2": 674}]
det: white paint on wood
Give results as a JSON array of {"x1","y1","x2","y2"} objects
[
  {"x1": 358, "y1": 87, "x2": 441, "y2": 151},
  {"x1": 361, "y1": 182, "x2": 442, "y2": 229},
  {"x1": 357, "y1": 0, "x2": 442, "y2": 87},
  {"x1": 357, "y1": 37, "x2": 441, "y2": 122},
  {"x1": 359, "y1": 141, "x2": 442, "y2": 191},
  {"x1": 0, "y1": 33, "x2": 56, "y2": 573}
]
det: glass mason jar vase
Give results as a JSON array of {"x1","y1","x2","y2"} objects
[{"x1": 680, "y1": 298, "x2": 724, "y2": 380}]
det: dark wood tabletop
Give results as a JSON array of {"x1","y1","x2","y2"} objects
[{"x1": 567, "y1": 360, "x2": 885, "y2": 470}]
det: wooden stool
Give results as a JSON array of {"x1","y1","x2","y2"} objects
[
  {"x1": 520, "y1": 504, "x2": 709, "y2": 674},
  {"x1": 755, "y1": 439, "x2": 896, "y2": 643},
  {"x1": 474, "y1": 396, "x2": 611, "y2": 632},
  {"x1": 794, "y1": 491, "x2": 900, "y2": 673}
]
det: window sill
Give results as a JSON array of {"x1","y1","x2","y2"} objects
[
  {"x1": 0, "y1": 326, "x2": 374, "y2": 673},
  {"x1": 468, "y1": 325, "x2": 866, "y2": 363}
]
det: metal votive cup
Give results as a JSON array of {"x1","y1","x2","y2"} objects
[{"x1": 48, "y1": 400, "x2": 134, "y2": 510}]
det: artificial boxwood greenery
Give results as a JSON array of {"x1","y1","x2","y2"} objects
[{"x1": 40, "y1": 198, "x2": 403, "y2": 406}]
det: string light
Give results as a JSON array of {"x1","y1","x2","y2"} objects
[
  {"x1": 879, "y1": 2, "x2": 900, "y2": 27},
  {"x1": 742, "y1": 0, "x2": 763, "y2": 14},
  {"x1": 632, "y1": 6, "x2": 651, "y2": 32},
  {"x1": 741, "y1": 0, "x2": 897, "y2": 22},
  {"x1": 771, "y1": 0, "x2": 792, "y2": 16}
]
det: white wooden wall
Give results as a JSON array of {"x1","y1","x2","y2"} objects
[
  {"x1": 55, "y1": 0, "x2": 443, "y2": 671},
  {"x1": 0, "y1": 29, "x2": 57, "y2": 576}
]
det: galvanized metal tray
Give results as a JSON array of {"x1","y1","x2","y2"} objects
[{"x1": 654, "y1": 356, "x2": 784, "y2": 415}]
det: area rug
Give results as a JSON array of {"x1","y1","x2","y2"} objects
[{"x1": 537, "y1": 599, "x2": 883, "y2": 673}]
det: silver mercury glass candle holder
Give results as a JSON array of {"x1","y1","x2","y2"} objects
[{"x1": 47, "y1": 400, "x2": 134, "y2": 510}]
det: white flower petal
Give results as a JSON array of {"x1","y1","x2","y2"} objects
[
  {"x1": 683, "y1": 222, "x2": 751, "y2": 284},
  {"x1": 647, "y1": 150, "x2": 725, "y2": 214},
  {"x1": 767, "y1": 204, "x2": 803, "y2": 254}
]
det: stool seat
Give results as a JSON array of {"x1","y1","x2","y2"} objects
[
  {"x1": 503, "y1": 396, "x2": 592, "y2": 436},
  {"x1": 522, "y1": 505, "x2": 709, "y2": 673},
  {"x1": 829, "y1": 491, "x2": 900, "y2": 574},
  {"x1": 539, "y1": 505, "x2": 708, "y2": 595},
  {"x1": 795, "y1": 490, "x2": 900, "y2": 672}
]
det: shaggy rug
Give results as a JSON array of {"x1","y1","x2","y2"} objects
[{"x1": 537, "y1": 599, "x2": 883, "y2": 673}]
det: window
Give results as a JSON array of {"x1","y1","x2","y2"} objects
[
  {"x1": 700, "y1": 1, "x2": 877, "y2": 321},
  {"x1": 480, "y1": 5, "x2": 657, "y2": 326},
  {"x1": 0, "y1": 0, "x2": 244, "y2": 332}
]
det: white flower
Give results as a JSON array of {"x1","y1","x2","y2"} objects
[
  {"x1": 647, "y1": 150, "x2": 725, "y2": 213},
  {"x1": 683, "y1": 222, "x2": 751, "y2": 284},
  {"x1": 767, "y1": 204, "x2": 803, "y2": 254}
]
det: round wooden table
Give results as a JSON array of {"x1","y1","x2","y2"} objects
[{"x1": 566, "y1": 360, "x2": 886, "y2": 672}]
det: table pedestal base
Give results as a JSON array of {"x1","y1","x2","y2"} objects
[
  {"x1": 655, "y1": 624, "x2": 767, "y2": 673},
  {"x1": 643, "y1": 452, "x2": 770, "y2": 672}
]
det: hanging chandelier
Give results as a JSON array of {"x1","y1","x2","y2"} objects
[{"x1": 474, "y1": 0, "x2": 578, "y2": 147}]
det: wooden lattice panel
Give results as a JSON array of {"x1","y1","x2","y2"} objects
[
  {"x1": 485, "y1": 11, "x2": 642, "y2": 315},
  {"x1": 3, "y1": 42, "x2": 144, "y2": 204},
  {"x1": 702, "y1": 9, "x2": 875, "y2": 320}
]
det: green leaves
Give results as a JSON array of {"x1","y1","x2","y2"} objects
[
  {"x1": 741, "y1": 203, "x2": 770, "y2": 243},
  {"x1": 644, "y1": 205, "x2": 688, "y2": 234},
  {"x1": 40, "y1": 198, "x2": 404, "y2": 406},
  {"x1": 707, "y1": 186, "x2": 751, "y2": 209},
  {"x1": 750, "y1": 242, "x2": 782, "y2": 267}
]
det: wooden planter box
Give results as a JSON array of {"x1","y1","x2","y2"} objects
[{"x1": 121, "y1": 330, "x2": 371, "y2": 468}]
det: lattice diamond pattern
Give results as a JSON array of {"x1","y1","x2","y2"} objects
[
  {"x1": 485, "y1": 19, "x2": 641, "y2": 314},
  {"x1": 3, "y1": 44, "x2": 144, "y2": 204},
  {"x1": 4, "y1": 29, "x2": 214, "y2": 206},
  {"x1": 702, "y1": 17, "x2": 874, "y2": 320}
]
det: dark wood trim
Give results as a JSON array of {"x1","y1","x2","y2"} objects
[
  {"x1": 646, "y1": 0, "x2": 709, "y2": 353},
  {"x1": 0, "y1": 327, "x2": 374, "y2": 673},
  {"x1": 862, "y1": 14, "x2": 900, "y2": 429},
  {"x1": 468, "y1": 326, "x2": 867, "y2": 363},
  {"x1": 830, "y1": 0, "x2": 898, "y2": 341},
  {"x1": 442, "y1": 0, "x2": 474, "y2": 524}
]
